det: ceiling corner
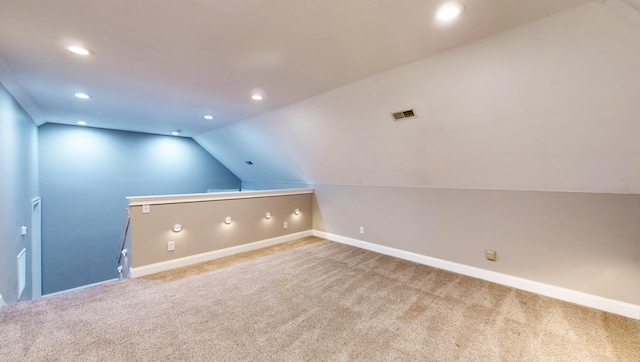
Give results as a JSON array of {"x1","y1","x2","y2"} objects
[{"x1": 0, "y1": 56, "x2": 45, "y2": 125}]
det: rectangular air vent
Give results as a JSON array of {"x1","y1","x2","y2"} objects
[{"x1": 392, "y1": 109, "x2": 416, "y2": 121}]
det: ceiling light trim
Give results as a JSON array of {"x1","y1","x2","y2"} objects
[
  {"x1": 65, "y1": 45, "x2": 94, "y2": 56},
  {"x1": 436, "y1": 2, "x2": 466, "y2": 22}
]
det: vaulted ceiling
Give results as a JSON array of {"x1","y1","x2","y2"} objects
[
  {"x1": 193, "y1": 1, "x2": 640, "y2": 193},
  {"x1": 1, "y1": 0, "x2": 593, "y2": 137},
  {"x1": 4, "y1": 0, "x2": 640, "y2": 193}
]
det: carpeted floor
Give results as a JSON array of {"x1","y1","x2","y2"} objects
[{"x1": 1, "y1": 236, "x2": 639, "y2": 361}]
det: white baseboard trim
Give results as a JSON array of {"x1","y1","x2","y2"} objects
[
  {"x1": 43, "y1": 278, "x2": 119, "y2": 298},
  {"x1": 313, "y1": 230, "x2": 640, "y2": 320},
  {"x1": 131, "y1": 230, "x2": 314, "y2": 278}
]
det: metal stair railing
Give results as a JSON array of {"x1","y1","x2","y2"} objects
[{"x1": 117, "y1": 208, "x2": 131, "y2": 279}]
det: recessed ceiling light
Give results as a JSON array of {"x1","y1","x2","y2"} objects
[
  {"x1": 77, "y1": 121, "x2": 87, "y2": 126},
  {"x1": 75, "y1": 93, "x2": 91, "y2": 99},
  {"x1": 171, "y1": 130, "x2": 181, "y2": 136},
  {"x1": 66, "y1": 45, "x2": 93, "y2": 56},
  {"x1": 436, "y1": 2, "x2": 465, "y2": 22},
  {"x1": 204, "y1": 115, "x2": 213, "y2": 120},
  {"x1": 251, "y1": 94, "x2": 263, "y2": 101}
]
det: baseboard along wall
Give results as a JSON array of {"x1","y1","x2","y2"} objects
[
  {"x1": 42, "y1": 278, "x2": 119, "y2": 298},
  {"x1": 130, "y1": 230, "x2": 313, "y2": 278},
  {"x1": 312, "y1": 230, "x2": 640, "y2": 320},
  {"x1": 129, "y1": 229, "x2": 639, "y2": 320}
]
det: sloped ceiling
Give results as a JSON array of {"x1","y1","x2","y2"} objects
[
  {"x1": 0, "y1": 0, "x2": 592, "y2": 137},
  {"x1": 195, "y1": 2, "x2": 640, "y2": 193}
]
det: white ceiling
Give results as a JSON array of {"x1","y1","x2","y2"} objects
[
  {"x1": 195, "y1": 1, "x2": 640, "y2": 193},
  {"x1": 0, "y1": 0, "x2": 594, "y2": 137}
]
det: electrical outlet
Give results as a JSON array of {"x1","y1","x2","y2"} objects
[
  {"x1": 485, "y1": 250, "x2": 496, "y2": 261},
  {"x1": 283, "y1": 221, "x2": 288, "y2": 229},
  {"x1": 21, "y1": 226, "x2": 28, "y2": 236},
  {"x1": 168, "y1": 241, "x2": 175, "y2": 251},
  {"x1": 359, "y1": 226, "x2": 364, "y2": 234},
  {"x1": 142, "y1": 204, "x2": 150, "y2": 214}
]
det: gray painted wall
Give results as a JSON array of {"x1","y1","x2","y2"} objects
[
  {"x1": 131, "y1": 193, "x2": 312, "y2": 267},
  {"x1": 193, "y1": 3, "x2": 640, "y2": 307},
  {"x1": 241, "y1": 181, "x2": 310, "y2": 190},
  {"x1": 0, "y1": 83, "x2": 39, "y2": 304},
  {"x1": 196, "y1": 3, "x2": 640, "y2": 194},
  {"x1": 39, "y1": 124, "x2": 240, "y2": 294},
  {"x1": 312, "y1": 185, "x2": 640, "y2": 305}
]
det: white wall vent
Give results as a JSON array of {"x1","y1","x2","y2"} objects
[{"x1": 392, "y1": 109, "x2": 416, "y2": 121}]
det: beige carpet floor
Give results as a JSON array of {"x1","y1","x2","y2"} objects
[{"x1": 1, "y1": 236, "x2": 639, "y2": 361}]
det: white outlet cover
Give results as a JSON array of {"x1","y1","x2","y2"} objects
[
  {"x1": 283, "y1": 222, "x2": 288, "y2": 229},
  {"x1": 168, "y1": 241, "x2": 175, "y2": 251},
  {"x1": 359, "y1": 226, "x2": 364, "y2": 234},
  {"x1": 142, "y1": 204, "x2": 150, "y2": 214},
  {"x1": 21, "y1": 226, "x2": 28, "y2": 235}
]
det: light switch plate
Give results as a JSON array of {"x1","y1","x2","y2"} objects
[
  {"x1": 21, "y1": 226, "x2": 27, "y2": 235},
  {"x1": 142, "y1": 204, "x2": 150, "y2": 214},
  {"x1": 168, "y1": 241, "x2": 175, "y2": 251}
]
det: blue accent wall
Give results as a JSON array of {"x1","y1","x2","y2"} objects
[
  {"x1": 0, "y1": 83, "x2": 39, "y2": 304},
  {"x1": 39, "y1": 124, "x2": 240, "y2": 294}
]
